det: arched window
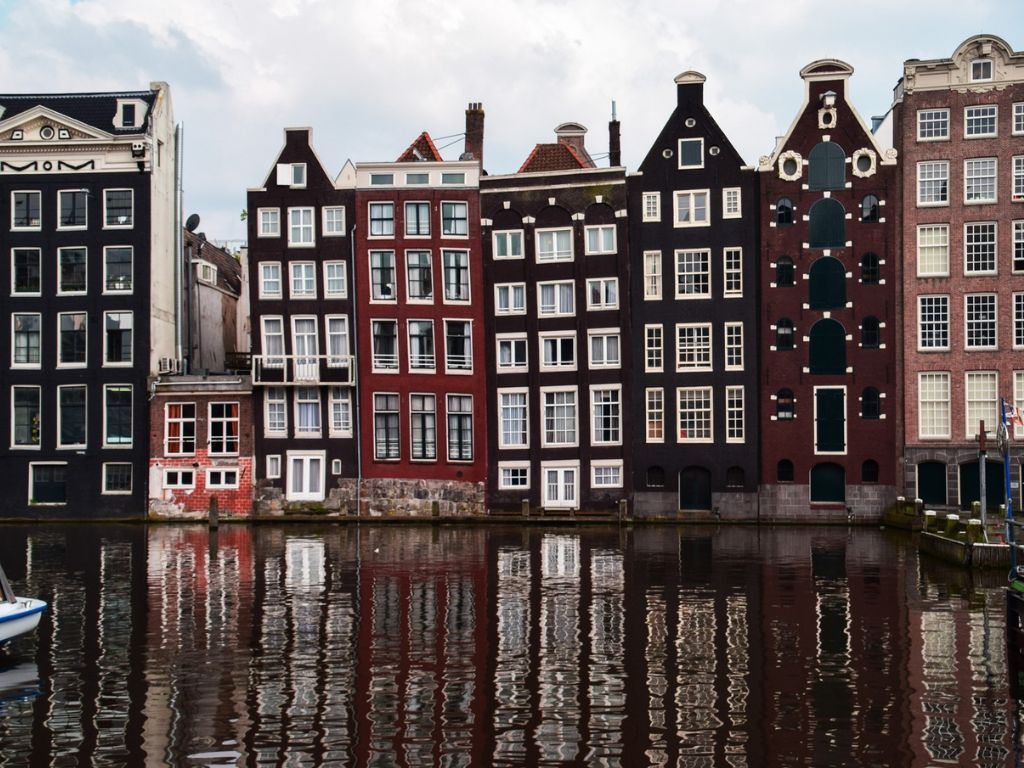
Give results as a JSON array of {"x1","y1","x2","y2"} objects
[
  {"x1": 860, "y1": 252, "x2": 879, "y2": 284},
  {"x1": 808, "y1": 198, "x2": 846, "y2": 248},
  {"x1": 861, "y1": 316, "x2": 880, "y2": 348},
  {"x1": 808, "y1": 257, "x2": 846, "y2": 309},
  {"x1": 647, "y1": 466, "x2": 665, "y2": 488},
  {"x1": 809, "y1": 318, "x2": 846, "y2": 374},
  {"x1": 861, "y1": 194, "x2": 880, "y2": 223},
  {"x1": 808, "y1": 142, "x2": 846, "y2": 190},
  {"x1": 776, "y1": 197, "x2": 794, "y2": 226},
  {"x1": 776, "y1": 388, "x2": 795, "y2": 419},
  {"x1": 776, "y1": 319, "x2": 795, "y2": 351},
  {"x1": 862, "y1": 460, "x2": 879, "y2": 483},
  {"x1": 810, "y1": 462, "x2": 846, "y2": 503},
  {"x1": 861, "y1": 387, "x2": 881, "y2": 419},
  {"x1": 726, "y1": 466, "x2": 745, "y2": 488},
  {"x1": 776, "y1": 256, "x2": 795, "y2": 287},
  {"x1": 777, "y1": 459, "x2": 794, "y2": 483}
]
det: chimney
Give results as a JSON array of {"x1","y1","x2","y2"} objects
[
  {"x1": 608, "y1": 100, "x2": 621, "y2": 167},
  {"x1": 463, "y1": 102, "x2": 485, "y2": 168}
]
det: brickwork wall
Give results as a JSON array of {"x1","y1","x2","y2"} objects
[
  {"x1": 149, "y1": 452, "x2": 254, "y2": 519},
  {"x1": 254, "y1": 477, "x2": 485, "y2": 518}
]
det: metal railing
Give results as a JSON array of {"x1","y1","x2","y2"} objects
[{"x1": 252, "y1": 353, "x2": 354, "y2": 385}]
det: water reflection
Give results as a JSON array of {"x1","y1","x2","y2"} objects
[{"x1": 0, "y1": 524, "x2": 1020, "y2": 766}]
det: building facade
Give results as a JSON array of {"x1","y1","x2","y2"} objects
[
  {"x1": 757, "y1": 61, "x2": 899, "y2": 520},
  {"x1": 481, "y1": 121, "x2": 630, "y2": 515},
  {"x1": 0, "y1": 84, "x2": 176, "y2": 517},
  {"x1": 628, "y1": 72, "x2": 759, "y2": 519},
  {"x1": 895, "y1": 34, "x2": 1024, "y2": 511}
]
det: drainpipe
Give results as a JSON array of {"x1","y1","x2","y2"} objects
[
  {"x1": 174, "y1": 123, "x2": 184, "y2": 363},
  {"x1": 350, "y1": 223, "x2": 361, "y2": 518}
]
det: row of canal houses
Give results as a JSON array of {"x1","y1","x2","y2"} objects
[{"x1": 0, "y1": 34, "x2": 1021, "y2": 521}]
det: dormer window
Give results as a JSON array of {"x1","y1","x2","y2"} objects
[
  {"x1": 114, "y1": 99, "x2": 145, "y2": 130},
  {"x1": 196, "y1": 261, "x2": 217, "y2": 285},
  {"x1": 121, "y1": 103, "x2": 135, "y2": 128},
  {"x1": 971, "y1": 59, "x2": 993, "y2": 82},
  {"x1": 276, "y1": 163, "x2": 306, "y2": 188}
]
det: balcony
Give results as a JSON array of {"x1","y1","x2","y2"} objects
[{"x1": 253, "y1": 354, "x2": 354, "y2": 385}]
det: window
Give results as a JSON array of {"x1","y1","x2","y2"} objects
[
  {"x1": 324, "y1": 316, "x2": 349, "y2": 367},
  {"x1": 723, "y1": 188, "x2": 741, "y2": 218},
  {"x1": 585, "y1": 225, "x2": 616, "y2": 254},
  {"x1": 369, "y1": 202, "x2": 394, "y2": 236},
  {"x1": 58, "y1": 190, "x2": 87, "y2": 228},
  {"x1": 265, "y1": 388, "x2": 286, "y2": 435},
  {"x1": 104, "y1": 385, "x2": 132, "y2": 446},
  {"x1": 103, "y1": 464, "x2": 133, "y2": 494},
  {"x1": 104, "y1": 311, "x2": 133, "y2": 365},
  {"x1": 775, "y1": 319, "x2": 795, "y2": 351},
  {"x1": 808, "y1": 198, "x2": 846, "y2": 248},
  {"x1": 277, "y1": 162, "x2": 306, "y2": 187},
  {"x1": 30, "y1": 464, "x2": 67, "y2": 504},
  {"x1": 861, "y1": 317, "x2": 881, "y2": 349},
  {"x1": 646, "y1": 388, "x2": 664, "y2": 442},
  {"x1": 287, "y1": 452, "x2": 325, "y2": 501},
  {"x1": 261, "y1": 317, "x2": 285, "y2": 367},
  {"x1": 673, "y1": 190, "x2": 710, "y2": 227},
  {"x1": 776, "y1": 389, "x2": 795, "y2": 420},
  {"x1": 54, "y1": 385, "x2": 87, "y2": 448},
  {"x1": 862, "y1": 387, "x2": 881, "y2": 420},
  {"x1": 290, "y1": 262, "x2": 316, "y2": 298},
  {"x1": 810, "y1": 463, "x2": 845, "y2": 503},
  {"x1": 917, "y1": 161, "x2": 949, "y2": 205},
  {"x1": 441, "y1": 202, "x2": 468, "y2": 236},
  {"x1": 538, "y1": 281, "x2": 575, "y2": 316},
  {"x1": 1016, "y1": 294, "x2": 1024, "y2": 348},
  {"x1": 808, "y1": 142, "x2": 846, "y2": 190},
  {"x1": 164, "y1": 469, "x2": 195, "y2": 489},
  {"x1": 645, "y1": 325, "x2": 663, "y2": 372},
  {"x1": 918, "y1": 372, "x2": 950, "y2": 439},
  {"x1": 965, "y1": 105, "x2": 997, "y2": 137},
  {"x1": 536, "y1": 228, "x2": 573, "y2": 261},
  {"x1": 542, "y1": 463, "x2": 579, "y2": 508},
  {"x1": 493, "y1": 230, "x2": 523, "y2": 260},
  {"x1": 259, "y1": 208, "x2": 280, "y2": 237},
  {"x1": 643, "y1": 251, "x2": 662, "y2": 299},
  {"x1": 445, "y1": 320, "x2": 472, "y2": 371},
  {"x1": 966, "y1": 371, "x2": 997, "y2": 439},
  {"x1": 542, "y1": 389, "x2": 577, "y2": 447},
  {"x1": 971, "y1": 59, "x2": 993, "y2": 82},
  {"x1": 12, "y1": 248, "x2": 40, "y2": 294},
  {"x1": 447, "y1": 395, "x2": 473, "y2": 461},
  {"x1": 1014, "y1": 156, "x2": 1024, "y2": 200},
  {"x1": 918, "y1": 109, "x2": 950, "y2": 140},
  {"x1": 676, "y1": 323, "x2": 712, "y2": 371},
  {"x1": 408, "y1": 320, "x2": 435, "y2": 370},
  {"x1": 12, "y1": 191, "x2": 41, "y2": 229},
  {"x1": 499, "y1": 463, "x2": 530, "y2": 489},
  {"x1": 12, "y1": 313, "x2": 40, "y2": 367},
  {"x1": 589, "y1": 330, "x2": 620, "y2": 368},
  {"x1": 965, "y1": 294, "x2": 997, "y2": 349},
  {"x1": 324, "y1": 261, "x2": 347, "y2": 298},
  {"x1": 965, "y1": 158, "x2": 996, "y2": 203},
  {"x1": 677, "y1": 387, "x2": 712, "y2": 442},
  {"x1": 58, "y1": 247, "x2": 87, "y2": 294},
  {"x1": 965, "y1": 222, "x2": 996, "y2": 274},
  {"x1": 443, "y1": 250, "x2": 470, "y2": 301},
  {"x1": 678, "y1": 137, "x2": 704, "y2": 168},
  {"x1": 103, "y1": 246, "x2": 133, "y2": 293},
  {"x1": 405, "y1": 202, "x2": 430, "y2": 236},
  {"x1": 496, "y1": 334, "x2": 527, "y2": 371},
  {"x1": 12, "y1": 386, "x2": 40, "y2": 447},
  {"x1": 775, "y1": 198, "x2": 794, "y2": 226},
  {"x1": 405, "y1": 173, "x2": 428, "y2": 185},
  {"x1": 808, "y1": 257, "x2": 846, "y2": 309},
  {"x1": 814, "y1": 388, "x2": 846, "y2": 453},
  {"x1": 586, "y1": 277, "x2": 618, "y2": 310},
  {"x1": 592, "y1": 461, "x2": 623, "y2": 488},
  {"x1": 323, "y1": 207, "x2": 345, "y2": 236},
  {"x1": 291, "y1": 317, "x2": 319, "y2": 371},
  {"x1": 1016, "y1": 103, "x2": 1024, "y2": 135},
  {"x1": 861, "y1": 195, "x2": 880, "y2": 223},
  {"x1": 917, "y1": 224, "x2": 949, "y2": 276},
  {"x1": 726, "y1": 386, "x2": 745, "y2": 443},
  {"x1": 809, "y1": 319, "x2": 846, "y2": 375},
  {"x1": 371, "y1": 320, "x2": 398, "y2": 370},
  {"x1": 373, "y1": 393, "x2": 400, "y2": 459},
  {"x1": 495, "y1": 283, "x2": 526, "y2": 314},
  {"x1": 540, "y1": 332, "x2": 576, "y2": 370},
  {"x1": 860, "y1": 252, "x2": 880, "y2": 284},
  {"x1": 294, "y1": 387, "x2": 321, "y2": 437},
  {"x1": 775, "y1": 257, "x2": 795, "y2": 287},
  {"x1": 675, "y1": 249, "x2": 710, "y2": 298},
  {"x1": 405, "y1": 251, "x2": 433, "y2": 301},
  {"x1": 1016, "y1": 221, "x2": 1024, "y2": 272},
  {"x1": 725, "y1": 323, "x2": 744, "y2": 370},
  {"x1": 646, "y1": 466, "x2": 666, "y2": 487},
  {"x1": 723, "y1": 248, "x2": 742, "y2": 296},
  {"x1": 918, "y1": 295, "x2": 950, "y2": 350},
  {"x1": 589, "y1": 385, "x2": 618, "y2": 444},
  {"x1": 288, "y1": 207, "x2": 314, "y2": 245},
  {"x1": 370, "y1": 251, "x2": 396, "y2": 300},
  {"x1": 206, "y1": 469, "x2": 239, "y2": 489},
  {"x1": 499, "y1": 390, "x2": 528, "y2": 448},
  {"x1": 642, "y1": 192, "x2": 660, "y2": 222},
  {"x1": 58, "y1": 312, "x2": 87, "y2": 366},
  {"x1": 441, "y1": 172, "x2": 465, "y2": 185},
  {"x1": 259, "y1": 262, "x2": 282, "y2": 298},
  {"x1": 369, "y1": 173, "x2": 393, "y2": 186},
  {"x1": 104, "y1": 189, "x2": 133, "y2": 227},
  {"x1": 777, "y1": 460, "x2": 794, "y2": 482},
  {"x1": 209, "y1": 402, "x2": 239, "y2": 454},
  {"x1": 326, "y1": 387, "x2": 351, "y2": 437},
  {"x1": 165, "y1": 403, "x2": 196, "y2": 454},
  {"x1": 410, "y1": 394, "x2": 436, "y2": 460},
  {"x1": 1017, "y1": 372, "x2": 1024, "y2": 439}
]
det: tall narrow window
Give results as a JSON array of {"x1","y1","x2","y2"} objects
[
  {"x1": 498, "y1": 391, "x2": 527, "y2": 448},
  {"x1": 405, "y1": 201, "x2": 430, "y2": 236},
  {"x1": 58, "y1": 247, "x2": 87, "y2": 294},
  {"x1": 59, "y1": 312, "x2": 87, "y2": 365},
  {"x1": 445, "y1": 320, "x2": 472, "y2": 371},
  {"x1": 965, "y1": 222, "x2": 996, "y2": 273},
  {"x1": 918, "y1": 372, "x2": 950, "y2": 439},
  {"x1": 12, "y1": 248, "x2": 40, "y2": 294},
  {"x1": 374, "y1": 393, "x2": 400, "y2": 459},
  {"x1": 861, "y1": 195, "x2": 880, "y2": 223},
  {"x1": 371, "y1": 320, "x2": 398, "y2": 370},
  {"x1": 443, "y1": 250, "x2": 470, "y2": 301},
  {"x1": 405, "y1": 251, "x2": 433, "y2": 301},
  {"x1": 645, "y1": 325, "x2": 663, "y2": 372},
  {"x1": 209, "y1": 402, "x2": 240, "y2": 454},
  {"x1": 326, "y1": 316, "x2": 349, "y2": 366},
  {"x1": 918, "y1": 295, "x2": 950, "y2": 350},
  {"x1": 287, "y1": 207, "x2": 314, "y2": 245},
  {"x1": 410, "y1": 394, "x2": 437, "y2": 460},
  {"x1": 265, "y1": 388, "x2": 287, "y2": 435},
  {"x1": 723, "y1": 248, "x2": 742, "y2": 296},
  {"x1": 808, "y1": 142, "x2": 846, "y2": 190},
  {"x1": 591, "y1": 387, "x2": 621, "y2": 445},
  {"x1": 104, "y1": 247, "x2": 133, "y2": 292},
  {"x1": 104, "y1": 385, "x2": 132, "y2": 446},
  {"x1": 862, "y1": 387, "x2": 881, "y2": 419},
  {"x1": 775, "y1": 319, "x2": 794, "y2": 351},
  {"x1": 12, "y1": 313, "x2": 41, "y2": 366},
  {"x1": 12, "y1": 386, "x2": 40, "y2": 447},
  {"x1": 646, "y1": 388, "x2": 664, "y2": 442},
  {"x1": 104, "y1": 189, "x2": 133, "y2": 227},
  {"x1": 860, "y1": 252, "x2": 880, "y2": 284},
  {"x1": 294, "y1": 387, "x2": 321, "y2": 436},
  {"x1": 447, "y1": 395, "x2": 474, "y2": 460},
  {"x1": 776, "y1": 389, "x2": 795, "y2": 420},
  {"x1": 808, "y1": 198, "x2": 846, "y2": 248},
  {"x1": 329, "y1": 387, "x2": 351, "y2": 436},
  {"x1": 775, "y1": 256, "x2": 795, "y2": 287},
  {"x1": 104, "y1": 311, "x2": 134, "y2": 365},
  {"x1": 861, "y1": 317, "x2": 880, "y2": 349},
  {"x1": 165, "y1": 403, "x2": 196, "y2": 454},
  {"x1": 408, "y1": 320, "x2": 435, "y2": 370},
  {"x1": 775, "y1": 198, "x2": 794, "y2": 226},
  {"x1": 58, "y1": 386, "x2": 87, "y2": 448},
  {"x1": 643, "y1": 251, "x2": 662, "y2": 299},
  {"x1": 12, "y1": 191, "x2": 41, "y2": 229},
  {"x1": 370, "y1": 251, "x2": 396, "y2": 300},
  {"x1": 809, "y1": 319, "x2": 846, "y2": 375},
  {"x1": 58, "y1": 190, "x2": 87, "y2": 228},
  {"x1": 808, "y1": 257, "x2": 846, "y2": 309},
  {"x1": 726, "y1": 386, "x2": 745, "y2": 443}
]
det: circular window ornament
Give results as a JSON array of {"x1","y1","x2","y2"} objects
[
  {"x1": 39, "y1": 125, "x2": 55, "y2": 140},
  {"x1": 821, "y1": 111, "x2": 834, "y2": 126},
  {"x1": 709, "y1": 146, "x2": 721, "y2": 156},
  {"x1": 778, "y1": 150, "x2": 802, "y2": 181},
  {"x1": 852, "y1": 148, "x2": 877, "y2": 178},
  {"x1": 685, "y1": 118, "x2": 696, "y2": 128},
  {"x1": 662, "y1": 148, "x2": 674, "y2": 159}
]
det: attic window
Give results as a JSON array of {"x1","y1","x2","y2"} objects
[
  {"x1": 370, "y1": 173, "x2": 394, "y2": 185},
  {"x1": 121, "y1": 103, "x2": 136, "y2": 128},
  {"x1": 441, "y1": 172, "x2": 466, "y2": 185},
  {"x1": 678, "y1": 138, "x2": 703, "y2": 169},
  {"x1": 196, "y1": 261, "x2": 217, "y2": 285},
  {"x1": 406, "y1": 172, "x2": 429, "y2": 185},
  {"x1": 276, "y1": 163, "x2": 306, "y2": 188},
  {"x1": 971, "y1": 59, "x2": 993, "y2": 82}
]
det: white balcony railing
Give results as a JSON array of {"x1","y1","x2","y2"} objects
[{"x1": 253, "y1": 354, "x2": 354, "y2": 385}]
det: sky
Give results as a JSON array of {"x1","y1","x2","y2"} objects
[{"x1": 0, "y1": 0, "x2": 1021, "y2": 246}]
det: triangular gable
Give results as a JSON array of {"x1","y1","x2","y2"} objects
[
  {"x1": 256, "y1": 127, "x2": 337, "y2": 190},
  {"x1": 0, "y1": 105, "x2": 116, "y2": 141},
  {"x1": 397, "y1": 132, "x2": 443, "y2": 162}
]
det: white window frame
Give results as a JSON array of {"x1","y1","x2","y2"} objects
[
  {"x1": 276, "y1": 162, "x2": 306, "y2": 188},
  {"x1": 673, "y1": 189, "x2": 710, "y2": 227},
  {"x1": 57, "y1": 189, "x2": 87, "y2": 230},
  {"x1": 723, "y1": 247, "x2": 743, "y2": 297},
  {"x1": 1013, "y1": 156, "x2": 1024, "y2": 201},
  {"x1": 498, "y1": 388, "x2": 529, "y2": 449},
  {"x1": 446, "y1": 394, "x2": 474, "y2": 462},
  {"x1": 264, "y1": 387, "x2": 287, "y2": 436},
  {"x1": 494, "y1": 282, "x2": 527, "y2": 315},
  {"x1": 409, "y1": 392, "x2": 437, "y2": 461},
  {"x1": 492, "y1": 229, "x2": 524, "y2": 260},
  {"x1": 102, "y1": 383, "x2": 133, "y2": 448},
  {"x1": 917, "y1": 161, "x2": 949, "y2": 206},
  {"x1": 584, "y1": 224, "x2": 616, "y2": 255},
  {"x1": 644, "y1": 324, "x2": 663, "y2": 373},
  {"x1": 102, "y1": 189, "x2": 133, "y2": 229},
  {"x1": 917, "y1": 224, "x2": 949, "y2": 277},
  {"x1": 496, "y1": 333, "x2": 528, "y2": 372},
  {"x1": 590, "y1": 384, "x2": 622, "y2": 446},
  {"x1": 103, "y1": 246, "x2": 133, "y2": 294},
  {"x1": 917, "y1": 108, "x2": 950, "y2": 141},
  {"x1": 724, "y1": 322, "x2": 744, "y2": 370},
  {"x1": 586, "y1": 277, "x2": 618, "y2": 310},
  {"x1": 325, "y1": 315, "x2": 350, "y2": 367},
  {"x1": 645, "y1": 388, "x2": 664, "y2": 443},
  {"x1": 970, "y1": 59, "x2": 993, "y2": 82},
  {"x1": 1015, "y1": 220, "x2": 1024, "y2": 273},
  {"x1": 322, "y1": 206, "x2": 345, "y2": 237},
  {"x1": 56, "y1": 384, "x2": 87, "y2": 449},
  {"x1": 323, "y1": 261, "x2": 348, "y2": 298},
  {"x1": 261, "y1": 316, "x2": 285, "y2": 367},
  {"x1": 812, "y1": 385, "x2": 848, "y2": 456},
  {"x1": 407, "y1": 319, "x2": 436, "y2": 372},
  {"x1": 918, "y1": 372, "x2": 950, "y2": 440},
  {"x1": 289, "y1": 261, "x2": 316, "y2": 299},
  {"x1": 102, "y1": 463, "x2": 133, "y2": 495},
  {"x1": 1014, "y1": 103, "x2": 1024, "y2": 136},
  {"x1": 441, "y1": 249, "x2": 471, "y2": 303},
  {"x1": 101, "y1": 311, "x2": 133, "y2": 368},
  {"x1": 964, "y1": 157, "x2": 997, "y2": 204},
  {"x1": 164, "y1": 401, "x2": 196, "y2": 456},
  {"x1": 591, "y1": 459, "x2": 624, "y2": 489},
  {"x1": 537, "y1": 281, "x2": 575, "y2": 317},
  {"x1": 163, "y1": 469, "x2": 195, "y2": 490},
  {"x1": 206, "y1": 468, "x2": 240, "y2": 490},
  {"x1": 287, "y1": 206, "x2": 315, "y2": 247},
  {"x1": 964, "y1": 293, "x2": 998, "y2": 350},
  {"x1": 266, "y1": 455, "x2": 282, "y2": 479},
  {"x1": 677, "y1": 137, "x2": 704, "y2": 169},
  {"x1": 329, "y1": 387, "x2": 353, "y2": 438},
  {"x1": 722, "y1": 188, "x2": 742, "y2": 219},
  {"x1": 443, "y1": 319, "x2": 473, "y2": 373},
  {"x1": 11, "y1": 190, "x2": 41, "y2": 230},
  {"x1": 965, "y1": 104, "x2": 997, "y2": 138},
  {"x1": 725, "y1": 385, "x2": 745, "y2": 444},
  {"x1": 293, "y1": 387, "x2": 322, "y2": 438},
  {"x1": 675, "y1": 322, "x2": 712, "y2": 372},
  {"x1": 370, "y1": 319, "x2": 399, "y2": 372},
  {"x1": 675, "y1": 249, "x2": 711, "y2": 298},
  {"x1": 964, "y1": 221, "x2": 997, "y2": 275},
  {"x1": 57, "y1": 246, "x2": 87, "y2": 296},
  {"x1": 258, "y1": 208, "x2": 280, "y2": 237},
  {"x1": 541, "y1": 461, "x2": 580, "y2": 509},
  {"x1": 11, "y1": 313, "x2": 41, "y2": 368},
  {"x1": 917, "y1": 294, "x2": 950, "y2": 351},
  {"x1": 539, "y1": 331, "x2": 577, "y2": 372},
  {"x1": 11, "y1": 248, "x2": 41, "y2": 297},
  {"x1": 642, "y1": 192, "x2": 661, "y2": 222},
  {"x1": 11, "y1": 385, "x2": 41, "y2": 449},
  {"x1": 643, "y1": 251, "x2": 662, "y2": 300},
  {"x1": 965, "y1": 371, "x2": 998, "y2": 440},
  {"x1": 404, "y1": 250, "x2": 433, "y2": 304},
  {"x1": 677, "y1": 386, "x2": 713, "y2": 444},
  {"x1": 498, "y1": 461, "x2": 530, "y2": 490},
  {"x1": 587, "y1": 328, "x2": 621, "y2": 369},
  {"x1": 541, "y1": 386, "x2": 578, "y2": 448},
  {"x1": 57, "y1": 311, "x2": 87, "y2": 368},
  {"x1": 536, "y1": 227, "x2": 573, "y2": 262},
  {"x1": 286, "y1": 450, "x2": 326, "y2": 502}
]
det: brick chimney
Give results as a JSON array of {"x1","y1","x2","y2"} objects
[
  {"x1": 464, "y1": 102, "x2": 485, "y2": 168},
  {"x1": 608, "y1": 100, "x2": 621, "y2": 167}
]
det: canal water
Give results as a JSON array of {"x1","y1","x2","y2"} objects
[{"x1": 0, "y1": 523, "x2": 1018, "y2": 767}]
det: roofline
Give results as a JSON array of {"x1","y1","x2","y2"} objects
[{"x1": 482, "y1": 165, "x2": 626, "y2": 182}]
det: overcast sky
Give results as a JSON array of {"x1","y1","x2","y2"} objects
[{"x1": 0, "y1": 0, "x2": 1020, "y2": 245}]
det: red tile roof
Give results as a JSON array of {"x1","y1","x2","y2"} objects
[
  {"x1": 397, "y1": 131, "x2": 444, "y2": 162},
  {"x1": 517, "y1": 141, "x2": 593, "y2": 173}
]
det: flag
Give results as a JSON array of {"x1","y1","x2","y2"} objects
[{"x1": 1005, "y1": 402, "x2": 1024, "y2": 428}]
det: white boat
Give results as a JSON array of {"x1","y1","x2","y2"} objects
[{"x1": 0, "y1": 563, "x2": 45, "y2": 646}]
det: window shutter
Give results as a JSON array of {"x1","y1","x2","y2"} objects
[{"x1": 276, "y1": 164, "x2": 291, "y2": 185}]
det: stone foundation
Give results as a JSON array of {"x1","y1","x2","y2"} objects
[
  {"x1": 903, "y1": 446, "x2": 1022, "y2": 511},
  {"x1": 632, "y1": 491, "x2": 759, "y2": 521},
  {"x1": 758, "y1": 483, "x2": 897, "y2": 523},
  {"x1": 254, "y1": 477, "x2": 485, "y2": 518}
]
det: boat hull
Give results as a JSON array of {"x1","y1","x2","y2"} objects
[{"x1": 0, "y1": 599, "x2": 46, "y2": 644}]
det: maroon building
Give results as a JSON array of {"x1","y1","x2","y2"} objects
[{"x1": 757, "y1": 60, "x2": 899, "y2": 520}]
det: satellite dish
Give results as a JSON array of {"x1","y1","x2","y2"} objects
[{"x1": 185, "y1": 213, "x2": 201, "y2": 232}]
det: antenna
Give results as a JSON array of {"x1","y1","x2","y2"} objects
[{"x1": 185, "y1": 213, "x2": 201, "y2": 232}]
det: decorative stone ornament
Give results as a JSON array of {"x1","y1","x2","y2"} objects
[
  {"x1": 778, "y1": 150, "x2": 803, "y2": 181},
  {"x1": 851, "y1": 148, "x2": 877, "y2": 178}
]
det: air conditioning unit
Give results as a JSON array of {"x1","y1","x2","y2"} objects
[{"x1": 158, "y1": 357, "x2": 181, "y2": 374}]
